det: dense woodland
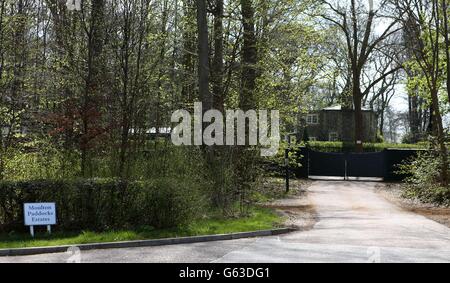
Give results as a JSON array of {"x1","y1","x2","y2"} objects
[{"x1": 1, "y1": 0, "x2": 450, "y2": 215}]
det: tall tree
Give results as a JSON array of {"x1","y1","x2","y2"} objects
[
  {"x1": 112, "y1": 0, "x2": 152, "y2": 178},
  {"x1": 320, "y1": 0, "x2": 403, "y2": 151},
  {"x1": 442, "y1": 0, "x2": 450, "y2": 103},
  {"x1": 81, "y1": 0, "x2": 107, "y2": 177},
  {"x1": 394, "y1": 0, "x2": 448, "y2": 184}
]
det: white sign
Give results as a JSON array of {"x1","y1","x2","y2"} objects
[{"x1": 24, "y1": 203, "x2": 57, "y2": 226}]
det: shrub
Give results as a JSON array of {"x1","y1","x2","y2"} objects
[
  {"x1": 1, "y1": 139, "x2": 208, "y2": 183},
  {"x1": 0, "y1": 178, "x2": 206, "y2": 233},
  {"x1": 263, "y1": 141, "x2": 303, "y2": 177},
  {"x1": 398, "y1": 152, "x2": 450, "y2": 206},
  {"x1": 306, "y1": 141, "x2": 427, "y2": 153},
  {"x1": 2, "y1": 146, "x2": 80, "y2": 181}
]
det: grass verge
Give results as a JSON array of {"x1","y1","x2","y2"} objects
[{"x1": 0, "y1": 207, "x2": 282, "y2": 249}]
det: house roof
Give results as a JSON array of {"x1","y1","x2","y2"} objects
[{"x1": 323, "y1": 105, "x2": 372, "y2": 111}]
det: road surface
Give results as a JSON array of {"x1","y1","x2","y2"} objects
[{"x1": 1, "y1": 181, "x2": 449, "y2": 263}]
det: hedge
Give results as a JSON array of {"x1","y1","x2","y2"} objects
[
  {"x1": 0, "y1": 179, "x2": 205, "y2": 233},
  {"x1": 307, "y1": 141, "x2": 428, "y2": 153}
]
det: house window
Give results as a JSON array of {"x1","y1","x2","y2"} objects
[
  {"x1": 329, "y1": 132, "x2": 339, "y2": 142},
  {"x1": 306, "y1": 114, "x2": 319, "y2": 125}
]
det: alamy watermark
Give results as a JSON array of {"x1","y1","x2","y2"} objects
[
  {"x1": 367, "y1": 247, "x2": 381, "y2": 263},
  {"x1": 65, "y1": 0, "x2": 81, "y2": 11},
  {"x1": 171, "y1": 102, "x2": 280, "y2": 157},
  {"x1": 66, "y1": 246, "x2": 82, "y2": 263}
]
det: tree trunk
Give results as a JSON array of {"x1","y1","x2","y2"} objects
[
  {"x1": 353, "y1": 70, "x2": 364, "y2": 152},
  {"x1": 81, "y1": 0, "x2": 106, "y2": 177},
  {"x1": 181, "y1": 0, "x2": 196, "y2": 103},
  {"x1": 196, "y1": 0, "x2": 212, "y2": 111},
  {"x1": 408, "y1": 93, "x2": 420, "y2": 142},
  {"x1": 443, "y1": 0, "x2": 450, "y2": 103},
  {"x1": 240, "y1": 0, "x2": 257, "y2": 111},
  {"x1": 237, "y1": 0, "x2": 258, "y2": 215},
  {"x1": 212, "y1": 0, "x2": 224, "y2": 111}
]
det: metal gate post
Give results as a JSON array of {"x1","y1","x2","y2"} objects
[
  {"x1": 344, "y1": 158, "x2": 348, "y2": 181},
  {"x1": 285, "y1": 147, "x2": 290, "y2": 193}
]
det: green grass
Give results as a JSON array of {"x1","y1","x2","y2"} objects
[{"x1": 0, "y1": 207, "x2": 282, "y2": 249}]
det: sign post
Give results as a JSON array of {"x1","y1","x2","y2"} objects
[
  {"x1": 23, "y1": 203, "x2": 57, "y2": 237},
  {"x1": 285, "y1": 134, "x2": 294, "y2": 193},
  {"x1": 285, "y1": 147, "x2": 290, "y2": 193}
]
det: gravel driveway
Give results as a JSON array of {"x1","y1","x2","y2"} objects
[{"x1": 1, "y1": 181, "x2": 449, "y2": 263}]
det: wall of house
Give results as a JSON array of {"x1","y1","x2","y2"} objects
[{"x1": 300, "y1": 110, "x2": 378, "y2": 142}]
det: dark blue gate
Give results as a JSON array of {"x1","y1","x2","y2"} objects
[
  {"x1": 308, "y1": 150, "x2": 345, "y2": 177},
  {"x1": 346, "y1": 152, "x2": 385, "y2": 178}
]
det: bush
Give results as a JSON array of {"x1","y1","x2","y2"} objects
[
  {"x1": 2, "y1": 146, "x2": 80, "y2": 181},
  {"x1": 1, "y1": 139, "x2": 209, "y2": 183},
  {"x1": 398, "y1": 152, "x2": 450, "y2": 206},
  {"x1": 0, "y1": 178, "x2": 206, "y2": 233},
  {"x1": 262, "y1": 141, "x2": 303, "y2": 177},
  {"x1": 306, "y1": 141, "x2": 427, "y2": 153}
]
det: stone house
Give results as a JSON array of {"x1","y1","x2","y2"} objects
[{"x1": 299, "y1": 105, "x2": 378, "y2": 143}]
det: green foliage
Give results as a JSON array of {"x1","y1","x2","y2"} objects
[
  {"x1": 263, "y1": 141, "x2": 303, "y2": 177},
  {"x1": 125, "y1": 142, "x2": 208, "y2": 182},
  {"x1": 0, "y1": 0, "x2": 331, "y2": 224},
  {"x1": 398, "y1": 152, "x2": 450, "y2": 206},
  {"x1": 376, "y1": 131, "x2": 385, "y2": 143},
  {"x1": 254, "y1": 1, "x2": 326, "y2": 131},
  {"x1": 0, "y1": 138, "x2": 257, "y2": 219},
  {"x1": 2, "y1": 139, "x2": 209, "y2": 181},
  {"x1": 2, "y1": 147, "x2": 80, "y2": 181},
  {"x1": 0, "y1": 178, "x2": 206, "y2": 233}
]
